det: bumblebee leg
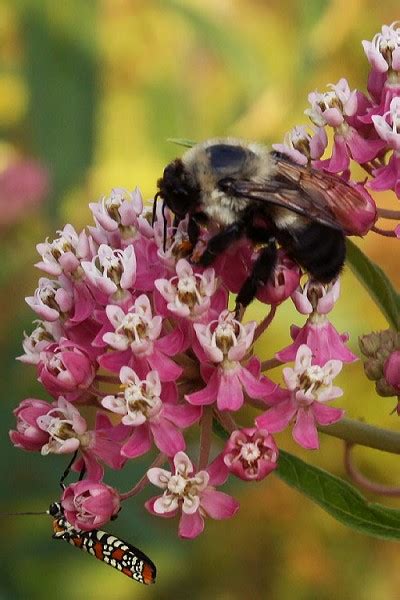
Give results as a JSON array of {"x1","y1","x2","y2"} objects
[
  {"x1": 235, "y1": 242, "x2": 277, "y2": 311},
  {"x1": 245, "y1": 224, "x2": 275, "y2": 245},
  {"x1": 188, "y1": 212, "x2": 209, "y2": 247},
  {"x1": 198, "y1": 222, "x2": 245, "y2": 266}
]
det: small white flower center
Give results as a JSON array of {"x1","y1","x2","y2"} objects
[
  {"x1": 124, "y1": 382, "x2": 161, "y2": 418},
  {"x1": 117, "y1": 313, "x2": 149, "y2": 342},
  {"x1": 239, "y1": 442, "x2": 261, "y2": 463}
]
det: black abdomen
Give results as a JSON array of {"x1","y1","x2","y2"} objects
[{"x1": 279, "y1": 223, "x2": 346, "y2": 283}]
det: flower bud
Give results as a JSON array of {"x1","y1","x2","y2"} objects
[
  {"x1": 9, "y1": 398, "x2": 50, "y2": 451},
  {"x1": 61, "y1": 480, "x2": 120, "y2": 531},
  {"x1": 359, "y1": 330, "x2": 400, "y2": 398}
]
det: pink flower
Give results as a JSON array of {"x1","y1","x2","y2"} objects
[
  {"x1": 272, "y1": 125, "x2": 327, "y2": 165},
  {"x1": 0, "y1": 159, "x2": 49, "y2": 226},
  {"x1": 89, "y1": 188, "x2": 145, "y2": 241},
  {"x1": 186, "y1": 311, "x2": 278, "y2": 411},
  {"x1": 61, "y1": 480, "x2": 120, "y2": 531},
  {"x1": 101, "y1": 367, "x2": 200, "y2": 457},
  {"x1": 384, "y1": 351, "x2": 400, "y2": 392},
  {"x1": 372, "y1": 97, "x2": 400, "y2": 151},
  {"x1": 256, "y1": 250, "x2": 301, "y2": 305},
  {"x1": 223, "y1": 427, "x2": 278, "y2": 481},
  {"x1": 26, "y1": 277, "x2": 74, "y2": 322},
  {"x1": 82, "y1": 243, "x2": 136, "y2": 302},
  {"x1": 35, "y1": 225, "x2": 91, "y2": 277},
  {"x1": 155, "y1": 259, "x2": 217, "y2": 320},
  {"x1": 362, "y1": 22, "x2": 400, "y2": 75},
  {"x1": 306, "y1": 79, "x2": 385, "y2": 172},
  {"x1": 36, "y1": 396, "x2": 88, "y2": 455},
  {"x1": 17, "y1": 320, "x2": 63, "y2": 365},
  {"x1": 146, "y1": 451, "x2": 239, "y2": 539},
  {"x1": 100, "y1": 294, "x2": 183, "y2": 381},
  {"x1": 38, "y1": 339, "x2": 96, "y2": 400},
  {"x1": 369, "y1": 152, "x2": 400, "y2": 199},
  {"x1": 257, "y1": 345, "x2": 344, "y2": 449},
  {"x1": 277, "y1": 279, "x2": 358, "y2": 365},
  {"x1": 9, "y1": 398, "x2": 51, "y2": 451}
]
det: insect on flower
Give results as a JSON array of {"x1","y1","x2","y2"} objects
[
  {"x1": 1, "y1": 501, "x2": 157, "y2": 584},
  {"x1": 49, "y1": 501, "x2": 157, "y2": 584}
]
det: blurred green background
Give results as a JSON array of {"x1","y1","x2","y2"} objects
[{"x1": 1, "y1": 1, "x2": 400, "y2": 598}]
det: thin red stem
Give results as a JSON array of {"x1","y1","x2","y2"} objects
[
  {"x1": 198, "y1": 407, "x2": 213, "y2": 470},
  {"x1": 214, "y1": 409, "x2": 239, "y2": 435},
  {"x1": 254, "y1": 305, "x2": 277, "y2": 341},
  {"x1": 120, "y1": 453, "x2": 166, "y2": 501},
  {"x1": 344, "y1": 443, "x2": 400, "y2": 496},
  {"x1": 260, "y1": 357, "x2": 283, "y2": 371},
  {"x1": 371, "y1": 225, "x2": 397, "y2": 237},
  {"x1": 377, "y1": 208, "x2": 400, "y2": 220},
  {"x1": 95, "y1": 374, "x2": 120, "y2": 384}
]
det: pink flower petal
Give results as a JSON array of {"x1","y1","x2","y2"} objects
[
  {"x1": 256, "y1": 399, "x2": 296, "y2": 432},
  {"x1": 206, "y1": 453, "x2": 229, "y2": 486},
  {"x1": 185, "y1": 369, "x2": 219, "y2": 406},
  {"x1": 201, "y1": 489, "x2": 239, "y2": 519},
  {"x1": 150, "y1": 418, "x2": 185, "y2": 456},
  {"x1": 145, "y1": 496, "x2": 178, "y2": 518},
  {"x1": 148, "y1": 349, "x2": 182, "y2": 381},
  {"x1": 178, "y1": 510, "x2": 204, "y2": 539},
  {"x1": 217, "y1": 371, "x2": 243, "y2": 411},
  {"x1": 312, "y1": 403, "x2": 344, "y2": 425},
  {"x1": 293, "y1": 408, "x2": 319, "y2": 449},
  {"x1": 121, "y1": 424, "x2": 152, "y2": 458},
  {"x1": 162, "y1": 403, "x2": 202, "y2": 427}
]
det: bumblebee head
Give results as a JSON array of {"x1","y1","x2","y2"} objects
[{"x1": 157, "y1": 158, "x2": 200, "y2": 218}]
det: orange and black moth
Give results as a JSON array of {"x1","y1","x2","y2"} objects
[{"x1": 49, "y1": 502, "x2": 156, "y2": 585}]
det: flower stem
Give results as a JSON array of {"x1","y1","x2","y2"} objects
[
  {"x1": 120, "y1": 453, "x2": 166, "y2": 501},
  {"x1": 377, "y1": 208, "x2": 400, "y2": 220},
  {"x1": 254, "y1": 305, "x2": 277, "y2": 341},
  {"x1": 371, "y1": 225, "x2": 397, "y2": 237},
  {"x1": 344, "y1": 443, "x2": 400, "y2": 496},
  {"x1": 214, "y1": 409, "x2": 238, "y2": 435},
  {"x1": 95, "y1": 374, "x2": 120, "y2": 384},
  {"x1": 198, "y1": 407, "x2": 213, "y2": 470},
  {"x1": 260, "y1": 357, "x2": 283, "y2": 371},
  {"x1": 321, "y1": 418, "x2": 400, "y2": 455}
]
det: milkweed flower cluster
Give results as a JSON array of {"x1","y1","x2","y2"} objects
[{"x1": 9, "y1": 24, "x2": 400, "y2": 539}]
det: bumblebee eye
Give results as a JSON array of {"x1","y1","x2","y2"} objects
[{"x1": 206, "y1": 144, "x2": 249, "y2": 174}]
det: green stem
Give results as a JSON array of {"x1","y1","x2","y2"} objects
[{"x1": 321, "y1": 418, "x2": 400, "y2": 455}]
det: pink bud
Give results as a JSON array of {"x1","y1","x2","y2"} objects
[
  {"x1": 223, "y1": 427, "x2": 278, "y2": 481},
  {"x1": 61, "y1": 480, "x2": 120, "y2": 531},
  {"x1": 9, "y1": 398, "x2": 50, "y2": 451},
  {"x1": 384, "y1": 351, "x2": 400, "y2": 392}
]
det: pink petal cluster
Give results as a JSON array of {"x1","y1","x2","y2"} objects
[
  {"x1": 61, "y1": 480, "x2": 121, "y2": 531},
  {"x1": 223, "y1": 427, "x2": 278, "y2": 481},
  {"x1": 257, "y1": 345, "x2": 344, "y2": 449},
  {"x1": 12, "y1": 23, "x2": 399, "y2": 540},
  {"x1": 146, "y1": 452, "x2": 239, "y2": 539}
]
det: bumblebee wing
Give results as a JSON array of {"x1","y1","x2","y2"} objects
[
  {"x1": 221, "y1": 157, "x2": 367, "y2": 233},
  {"x1": 223, "y1": 175, "x2": 342, "y2": 231}
]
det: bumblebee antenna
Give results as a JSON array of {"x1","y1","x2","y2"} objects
[
  {"x1": 162, "y1": 200, "x2": 168, "y2": 252},
  {"x1": 152, "y1": 192, "x2": 161, "y2": 226}
]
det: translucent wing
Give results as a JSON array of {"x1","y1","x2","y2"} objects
[{"x1": 220, "y1": 155, "x2": 371, "y2": 234}]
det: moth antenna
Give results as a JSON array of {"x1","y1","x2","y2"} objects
[
  {"x1": 152, "y1": 192, "x2": 161, "y2": 226},
  {"x1": 0, "y1": 510, "x2": 49, "y2": 516}
]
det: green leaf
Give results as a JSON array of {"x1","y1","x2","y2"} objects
[
  {"x1": 276, "y1": 449, "x2": 400, "y2": 541},
  {"x1": 346, "y1": 239, "x2": 400, "y2": 330},
  {"x1": 22, "y1": 6, "x2": 97, "y2": 221},
  {"x1": 167, "y1": 138, "x2": 196, "y2": 148},
  {"x1": 213, "y1": 420, "x2": 400, "y2": 540}
]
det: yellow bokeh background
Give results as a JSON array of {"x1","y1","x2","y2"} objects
[{"x1": 1, "y1": 2, "x2": 399, "y2": 599}]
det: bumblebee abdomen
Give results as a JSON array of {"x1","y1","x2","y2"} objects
[{"x1": 281, "y1": 222, "x2": 346, "y2": 283}]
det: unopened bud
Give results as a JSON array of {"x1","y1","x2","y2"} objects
[{"x1": 359, "y1": 330, "x2": 400, "y2": 399}]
